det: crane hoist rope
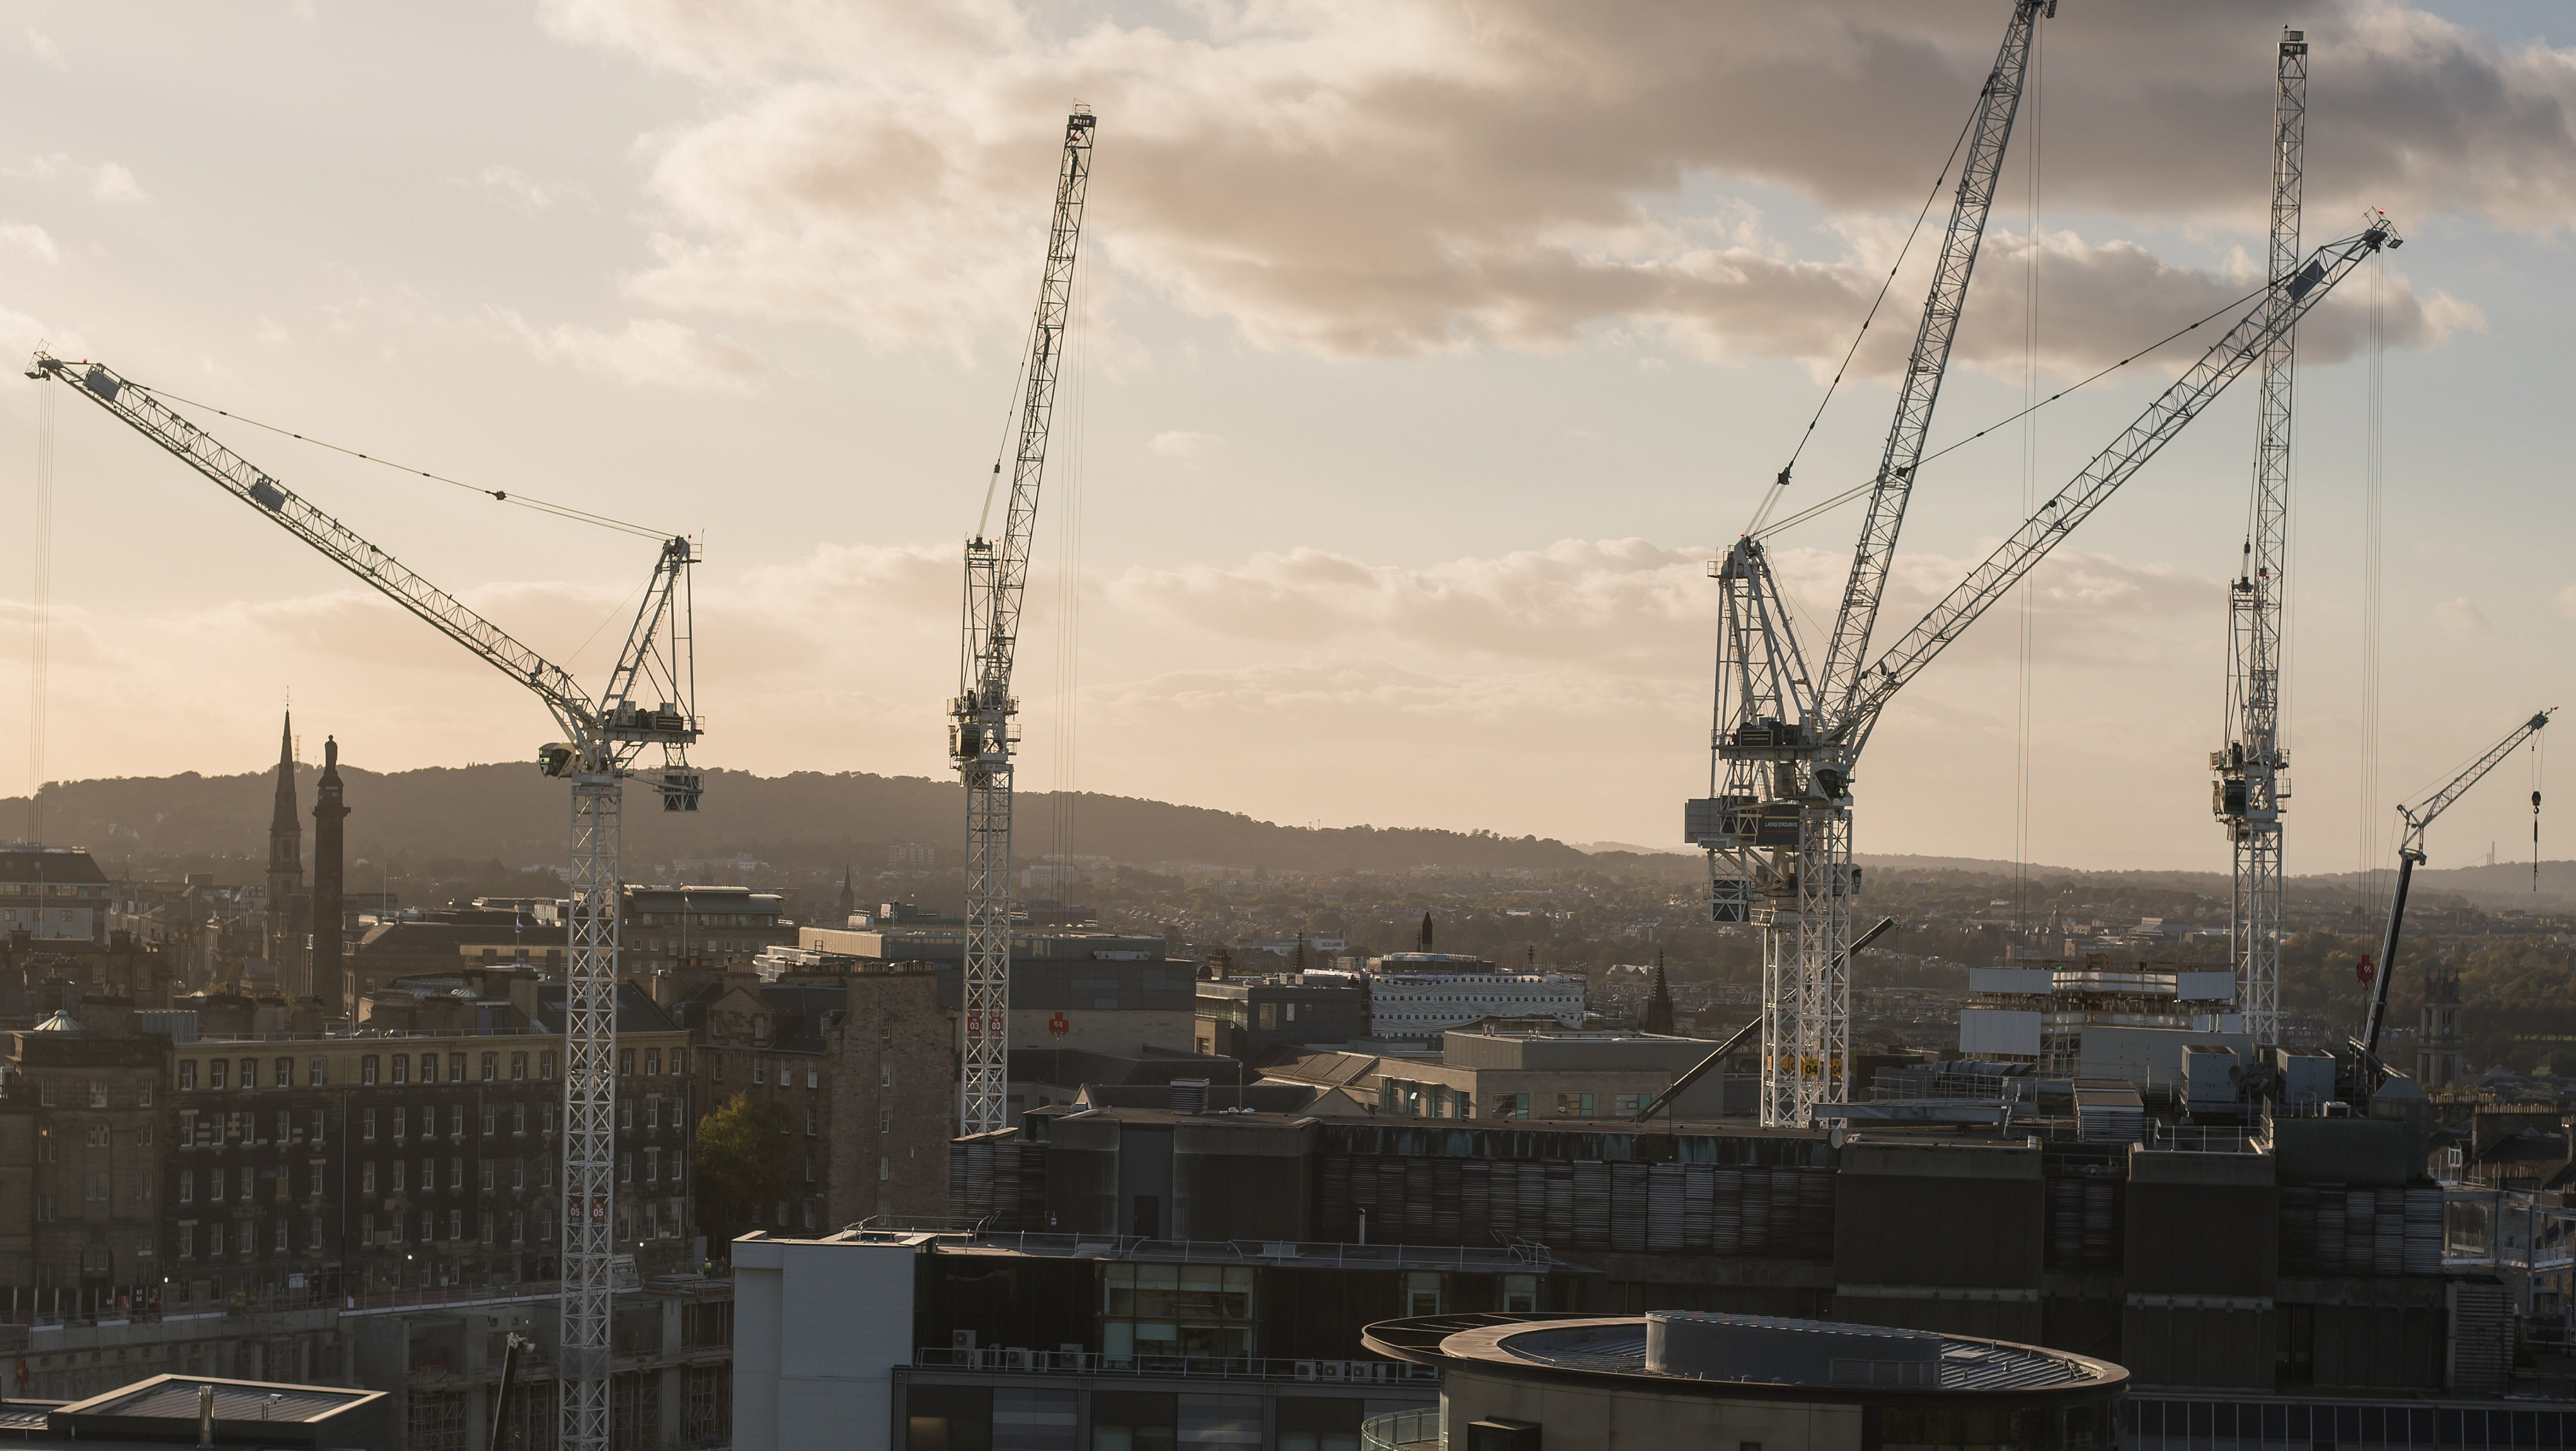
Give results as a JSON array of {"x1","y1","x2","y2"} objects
[{"x1": 26, "y1": 350, "x2": 699, "y2": 1451}]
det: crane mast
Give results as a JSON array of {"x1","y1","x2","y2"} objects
[
  {"x1": 2216, "y1": 28, "x2": 2308, "y2": 1050},
  {"x1": 28, "y1": 352, "x2": 700, "y2": 1451},
  {"x1": 1707, "y1": 0, "x2": 2046, "y2": 1127},
  {"x1": 2359, "y1": 709, "x2": 2553, "y2": 1053},
  {"x1": 952, "y1": 108, "x2": 1095, "y2": 1137}
]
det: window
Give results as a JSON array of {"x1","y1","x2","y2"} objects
[
  {"x1": 239, "y1": 1058, "x2": 256, "y2": 1090},
  {"x1": 646, "y1": 1148, "x2": 661, "y2": 1184},
  {"x1": 421, "y1": 1158, "x2": 435, "y2": 1193},
  {"x1": 646, "y1": 1048, "x2": 661, "y2": 1076},
  {"x1": 276, "y1": 1165, "x2": 292, "y2": 1200},
  {"x1": 416, "y1": 1054, "x2": 434, "y2": 1084},
  {"x1": 84, "y1": 1170, "x2": 106, "y2": 1204},
  {"x1": 710, "y1": 1051, "x2": 723, "y2": 1082},
  {"x1": 882, "y1": 1063, "x2": 891, "y2": 1088},
  {"x1": 449, "y1": 1053, "x2": 466, "y2": 1082},
  {"x1": 361, "y1": 1056, "x2": 380, "y2": 1086},
  {"x1": 647, "y1": 1097, "x2": 661, "y2": 1131},
  {"x1": 86, "y1": 1123, "x2": 108, "y2": 1149},
  {"x1": 275, "y1": 1218, "x2": 290, "y2": 1251},
  {"x1": 180, "y1": 1170, "x2": 194, "y2": 1204},
  {"x1": 621, "y1": 1102, "x2": 634, "y2": 1131},
  {"x1": 207, "y1": 1060, "x2": 226, "y2": 1092},
  {"x1": 540, "y1": 1052, "x2": 556, "y2": 1079},
  {"x1": 391, "y1": 1161, "x2": 405, "y2": 1193},
  {"x1": 364, "y1": 1212, "x2": 377, "y2": 1244},
  {"x1": 309, "y1": 1058, "x2": 327, "y2": 1087},
  {"x1": 363, "y1": 1162, "x2": 377, "y2": 1194},
  {"x1": 511, "y1": 1211, "x2": 525, "y2": 1244},
  {"x1": 806, "y1": 1106, "x2": 819, "y2": 1136},
  {"x1": 310, "y1": 1215, "x2": 324, "y2": 1251},
  {"x1": 363, "y1": 1108, "x2": 378, "y2": 1143},
  {"x1": 620, "y1": 1153, "x2": 633, "y2": 1185},
  {"x1": 212, "y1": 1167, "x2": 227, "y2": 1202},
  {"x1": 139, "y1": 1081, "x2": 152, "y2": 1108},
  {"x1": 1502, "y1": 1274, "x2": 1539, "y2": 1313},
  {"x1": 1613, "y1": 1093, "x2": 1648, "y2": 1116},
  {"x1": 1555, "y1": 1092, "x2": 1595, "y2": 1118},
  {"x1": 879, "y1": 1108, "x2": 891, "y2": 1135},
  {"x1": 274, "y1": 1057, "x2": 292, "y2": 1088},
  {"x1": 806, "y1": 1067, "x2": 819, "y2": 1090},
  {"x1": 450, "y1": 1157, "x2": 464, "y2": 1190},
  {"x1": 511, "y1": 1052, "x2": 528, "y2": 1081},
  {"x1": 448, "y1": 1209, "x2": 462, "y2": 1241},
  {"x1": 482, "y1": 1211, "x2": 495, "y2": 1245},
  {"x1": 88, "y1": 1079, "x2": 107, "y2": 1108},
  {"x1": 753, "y1": 1061, "x2": 765, "y2": 1087},
  {"x1": 484, "y1": 1106, "x2": 497, "y2": 1135},
  {"x1": 137, "y1": 1121, "x2": 154, "y2": 1146},
  {"x1": 670, "y1": 1048, "x2": 687, "y2": 1076},
  {"x1": 513, "y1": 1159, "x2": 526, "y2": 1191},
  {"x1": 276, "y1": 1110, "x2": 291, "y2": 1144},
  {"x1": 312, "y1": 1110, "x2": 327, "y2": 1145},
  {"x1": 513, "y1": 1104, "x2": 528, "y2": 1135},
  {"x1": 450, "y1": 1105, "x2": 465, "y2": 1139},
  {"x1": 482, "y1": 1162, "x2": 495, "y2": 1192},
  {"x1": 482, "y1": 1052, "x2": 498, "y2": 1082},
  {"x1": 1404, "y1": 1271, "x2": 1444, "y2": 1317},
  {"x1": 620, "y1": 1048, "x2": 635, "y2": 1076},
  {"x1": 178, "y1": 1224, "x2": 193, "y2": 1258},
  {"x1": 393, "y1": 1108, "x2": 408, "y2": 1143}
]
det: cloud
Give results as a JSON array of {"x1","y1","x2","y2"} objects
[
  {"x1": 1112, "y1": 536, "x2": 2214, "y2": 676},
  {"x1": 88, "y1": 162, "x2": 144, "y2": 205},
  {"x1": 476, "y1": 164, "x2": 573, "y2": 211},
  {"x1": 0, "y1": 223, "x2": 56, "y2": 263},
  {"x1": 2436, "y1": 595, "x2": 2492, "y2": 636},
  {"x1": 1147, "y1": 430, "x2": 1223, "y2": 457},
  {"x1": 494, "y1": 310, "x2": 766, "y2": 392},
  {"x1": 539, "y1": 0, "x2": 2521, "y2": 362},
  {"x1": 24, "y1": 28, "x2": 61, "y2": 71}
]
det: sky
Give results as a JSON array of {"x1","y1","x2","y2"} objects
[{"x1": 0, "y1": 0, "x2": 2568, "y2": 873}]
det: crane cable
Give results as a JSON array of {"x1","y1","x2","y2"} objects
[
  {"x1": 132, "y1": 383, "x2": 672, "y2": 542},
  {"x1": 28, "y1": 379, "x2": 53, "y2": 845},
  {"x1": 1750, "y1": 272, "x2": 2277, "y2": 544},
  {"x1": 2358, "y1": 243, "x2": 2386, "y2": 915},
  {"x1": 1745, "y1": 95, "x2": 1984, "y2": 535},
  {"x1": 2014, "y1": 23, "x2": 2043, "y2": 944}
]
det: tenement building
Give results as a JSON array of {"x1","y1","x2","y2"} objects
[
  {"x1": 676, "y1": 962, "x2": 954, "y2": 1231},
  {"x1": 164, "y1": 978, "x2": 694, "y2": 1302},
  {"x1": 0, "y1": 1005, "x2": 169, "y2": 1317}
]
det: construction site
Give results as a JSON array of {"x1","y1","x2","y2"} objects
[{"x1": 0, "y1": 3, "x2": 2568, "y2": 1450}]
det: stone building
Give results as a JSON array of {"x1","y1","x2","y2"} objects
[
  {"x1": 162, "y1": 978, "x2": 695, "y2": 1305},
  {"x1": 309, "y1": 735, "x2": 350, "y2": 1012},
  {"x1": 0, "y1": 1006, "x2": 171, "y2": 1317},
  {"x1": 678, "y1": 963, "x2": 954, "y2": 1234}
]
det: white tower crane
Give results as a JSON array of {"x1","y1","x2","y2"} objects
[
  {"x1": 2215, "y1": 28, "x2": 2309, "y2": 1049},
  {"x1": 1710, "y1": 0, "x2": 2050, "y2": 1127},
  {"x1": 952, "y1": 109, "x2": 1095, "y2": 1137},
  {"x1": 28, "y1": 352, "x2": 699, "y2": 1451},
  {"x1": 1697, "y1": 207, "x2": 2401, "y2": 1126},
  {"x1": 2358, "y1": 709, "x2": 2553, "y2": 1054}
]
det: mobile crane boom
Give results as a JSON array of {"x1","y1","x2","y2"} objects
[{"x1": 2359, "y1": 708, "x2": 2553, "y2": 1053}]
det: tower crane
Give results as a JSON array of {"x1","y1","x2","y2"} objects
[
  {"x1": 1709, "y1": 0, "x2": 2047, "y2": 1127},
  {"x1": 2358, "y1": 709, "x2": 2553, "y2": 1054},
  {"x1": 2214, "y1": 28, "x2": 2309, "y2": 1050},
  {"x1": 951, "y1": 108, "x2": 1095, "y2": 1136},
  {"x1": 28, "y1": 351, "x2": 698, "y2": 1451},
  {"x1": 1697, "y1": 209, "x2": 2401, "y2": 1126}
]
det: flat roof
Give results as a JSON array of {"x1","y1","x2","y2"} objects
[{"x1": 1364, "y1": 1314, "x2": 2125, "y2": 1403}]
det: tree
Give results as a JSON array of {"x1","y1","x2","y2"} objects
[{"x1": 693, "y1": 1091, "x2": 793, "y2": 1255}]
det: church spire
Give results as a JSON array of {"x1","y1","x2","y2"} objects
[
  {"x1": 269, "y1": 711, "x2": 301, "y2": 873},
  {"x1": 1640, "y1": 949, "x2": 1677, "y2": 1035}
]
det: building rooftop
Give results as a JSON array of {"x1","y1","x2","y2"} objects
[
  {"x1": 0, "y1": 848, "x2": 109, "y2": 886},
  {"x1": 1365, "y1": 1312, "x2": 2123, "y2": 1399}
]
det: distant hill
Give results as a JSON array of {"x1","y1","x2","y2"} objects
[{"x1": 3, "y1": 764, "x2": 1594, "y2": 877}]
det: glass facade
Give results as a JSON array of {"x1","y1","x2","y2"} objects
[
  {"x1": 1099, "y1": 1263, "x2": 1257, "y2": 1361},
  {"x1": 2126, "y1": 1396, "x2": 2576, "y2": 1451}
]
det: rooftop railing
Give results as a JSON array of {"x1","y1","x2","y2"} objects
[{"x1": 916, "y1": 1347, "x2": 1438, "y2": 1385}]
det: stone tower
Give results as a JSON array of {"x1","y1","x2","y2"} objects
[
  {"x1": 265, "y1": 714, "x2": 306, "y2": 994},
  {"x1": 312, "y1": 737, "x2": 350, "y2": 1017},
  {"x1": 2418, "y1": 962, "x2": 2465, "y2": 1090}
]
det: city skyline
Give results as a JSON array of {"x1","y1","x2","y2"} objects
[{"x1": 0, "y1": 2, "x2": 2568, "y2": 871}]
